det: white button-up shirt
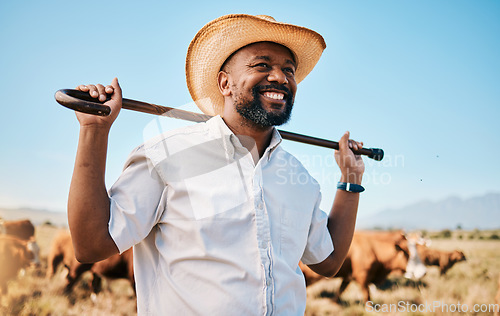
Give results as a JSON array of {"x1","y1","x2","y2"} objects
[{"x1": 108, "y1": 115, "x2": 334, "y2": 315}]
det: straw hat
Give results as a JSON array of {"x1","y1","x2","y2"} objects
[{"x1": 185, "y1": 14, "x2": 326, "y2": 116}]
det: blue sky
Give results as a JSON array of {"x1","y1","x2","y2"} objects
[{"x1": 1, "y1": 0, "x2": 499, "y2": 219}]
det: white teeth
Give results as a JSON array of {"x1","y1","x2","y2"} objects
[{"x1": 263, "y1": 92, "x2": 284, "y2": 100}]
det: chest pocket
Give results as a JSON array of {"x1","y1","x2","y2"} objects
[{"x1": 279, "y1": 207, "x2": 310, "y2": 268}]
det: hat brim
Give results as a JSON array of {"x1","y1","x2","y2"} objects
[{"x1": 186, "y1": 14, "x2": 326, "y2": 116}]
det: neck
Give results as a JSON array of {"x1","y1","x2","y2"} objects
[{"x1": 222, "y1": 113, "x2": 274, "y2": 160}]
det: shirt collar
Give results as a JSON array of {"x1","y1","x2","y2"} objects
[
  {"x1": 266, "y1": 128, "x2": 282, "y2": 160},
  {"x1": 207, "y1": 115, "x2": 234, "y2": 139},
  {"x1": 206, "y1": 115, "x2": 282, "y2": 160}
]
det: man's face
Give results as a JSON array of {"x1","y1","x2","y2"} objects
[{"x1": 221, "y1": 42, "x2": 297, "y2": 128}]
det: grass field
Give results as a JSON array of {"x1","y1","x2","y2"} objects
[
  {"x1": 305, "y1": 237, "x2": 500, "y2": 316},
  {"x1": 0, "y1": 225, "x2": 136, "y2": 316},
  {"x1": 1, "y1": 225, "x2": 499, "y2": 315}
]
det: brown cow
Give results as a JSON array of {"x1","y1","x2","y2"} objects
[
  {"x1": 46, "y1": 230, "x2": 93, "y2": 292},
  {"x1": 0, "y1": 235, "x2": 38, "y2": 295},
  {"x1": 47, "y1": 230, "x2": 135, "y2": 294},
  {"x1": 0, "y1": 219, "x2": 35, "y2": 241},
  {"x1": 300, "y1": 231, "x2": 414, "y2": 303},
  {"x1": 416, "y1": 246, "x2": 466, "y2": 275},
  {"x1": 91, "y1": 248, "x2": 135, "y2": 295},
  {"x1": 0, "y1": 219, "x2": 40, "y2": 267}
]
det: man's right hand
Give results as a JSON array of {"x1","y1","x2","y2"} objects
[{"x1": 75, "y1": 77, "x2": 122, "y2": 129}]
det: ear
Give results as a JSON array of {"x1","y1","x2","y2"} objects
[{"x1": 217, "y1": 71, "x2": 231, "y2": 97}]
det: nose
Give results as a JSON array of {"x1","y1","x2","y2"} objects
[{"x1": 267, "y1": 67, "x2": 288, "y2": 84}]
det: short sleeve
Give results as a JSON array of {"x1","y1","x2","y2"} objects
[
  {"x1": 108, "y1": 145, "x2": 167, "y2": 253},
  {"x1": 300, "y1": 191, "x2": 334, "y2": 265}
]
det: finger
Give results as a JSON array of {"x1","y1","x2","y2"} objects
[
  {"x1": 76, "y1": 84, "x2": 89, "y2": 92},
  {"x1": 356, "y1": 141, "x2": 363, "y2": 150},
  {"x1": 348, "y1": 139, "x2": 358, "y2": 150},
  {"x1": 110, "y1": 77, "x2": 122, "y2": 101},
  {"x1": 339, "y1": 131, "x2": 350, "y2": 153},
  {"x1": 86, "y1": 85, "x2": 99, "y2": 98},
  {"x1": 95, "y1": 84, "x2": 107, "y2": 102},
  {"x1": 350, "y1": 140, "x2": 361, "y2": 151},
  {"x1": 105, "y1": 85, "x2": 114, "y2": 94}
]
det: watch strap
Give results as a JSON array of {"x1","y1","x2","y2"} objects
[{"x1": 337, "y1": 182, "x2": 365, "y2": 193}]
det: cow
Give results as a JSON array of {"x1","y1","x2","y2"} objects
[
  {"x1": 0, "y1": 235, "x2": 39, "y2": 295},
  {"x1": 46, "y1": 230, "x2": 93, "y2": 292},
  {"x1": 91, "y1": 248, "x2": 135, "y2": 295},
  {"x1": 404, "y1": 233, "x2": 429, "y2": 279},
  {"x1": 416, "y1": 246, "x2": 466, "y2": 275},
  {"x1": 47, "y1": 230, "x2": 135, "y2": 295},
  {"x1": 0, "y1": 219, "x2": 35, "y2": 241},
  {"x1": 0, "y1": 219, "x2": 41, "y2": 277},
  {"x1": 300, "y1": 231, "x2": 422, "y2": 303}
]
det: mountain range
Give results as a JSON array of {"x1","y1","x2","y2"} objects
[
  {"x1": 0, "y1": 207, "x2": 68, "y2": 227},
  {"x1": 356, "y1": 192, "x2": 500, "y2": 230}
]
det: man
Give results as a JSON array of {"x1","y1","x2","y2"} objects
[{"x1": 68, "y1": 14, "x2": 365, "y2": 315}]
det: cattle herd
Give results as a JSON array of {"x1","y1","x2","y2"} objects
[
  {"x1": 299, "y1": 231, "x2": 468, "y2": 303},
  {"x1": 0, "y1": 218, "x2": 499, "y2": 313},
  {"x1": 0, "y1": 219, "x2": 134, "y2": 300}
]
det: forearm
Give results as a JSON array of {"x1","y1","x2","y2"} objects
[
  {"x1": 326, "y1": 189, "x2": 359, "y2": 271},
  {"x1": 308, "y1": 188, "x2": 360, "y2": 277},
  {"x1": 327, "y1": 172, "x2": 362, "y2": 262},
  {"x1": 68, "y1": 126, "x2": 118, "y2": 262},
  {"x1": 307, "y1": 131, "x2": 364, "y2": 276}
]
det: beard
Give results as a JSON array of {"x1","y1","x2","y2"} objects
[{"x1": 234, "y1": 84, "x2": 294, "y2": 128}]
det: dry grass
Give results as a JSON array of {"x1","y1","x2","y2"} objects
[
  {"x1": 1, "y1": 226, "x2": 499, "y2": 315},
  {"x1": 0, "y1": 225, "x2": 136, "y2": 316},
  {"x1": 305, "y1": 237, "x2": 500, "y2": 315}
]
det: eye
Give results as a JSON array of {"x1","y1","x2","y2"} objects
[
  {"x1": 253, "y1": 63, "x2": 270, "y2": 69},
  {"x1": 283, "y1": 67, "x2": 295, "y2": 76}
]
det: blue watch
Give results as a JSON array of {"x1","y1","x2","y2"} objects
[{"x1": 337, "y1": 182, "x2": 365, "y2": 193}]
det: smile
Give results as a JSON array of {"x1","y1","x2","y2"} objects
[
  {"x1": 259, "y1": 88, "x2": 290, "y2": 105},
  {"x1": 261, "y1": 91, "x2": 285, "y2": 100}
]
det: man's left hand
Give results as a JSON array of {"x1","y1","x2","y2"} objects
[{"x1": 334, "y1": 131, "x2": 365, "y2": 184}]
